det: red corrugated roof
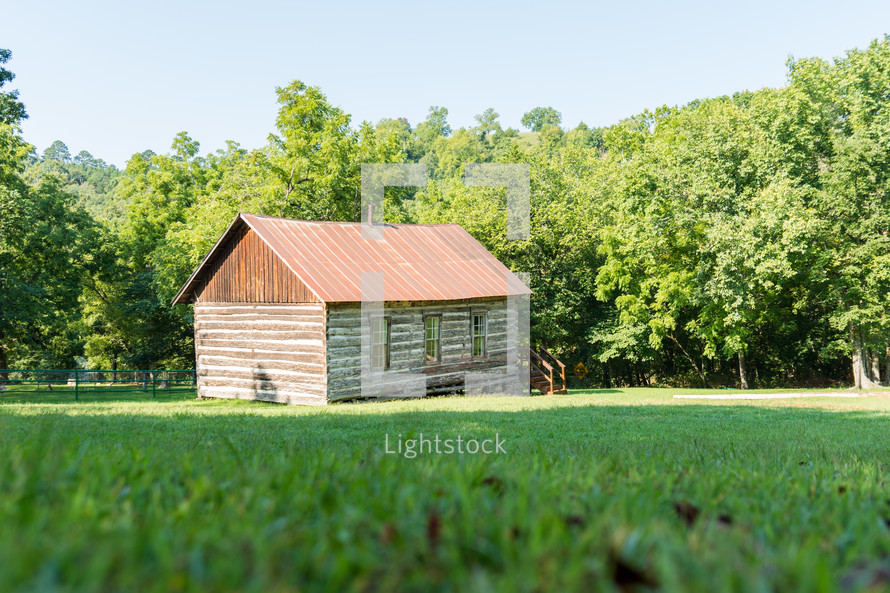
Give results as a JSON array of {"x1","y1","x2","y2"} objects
[{"x1": 173, "y1": 213, "x2": 530, "y2": 304}]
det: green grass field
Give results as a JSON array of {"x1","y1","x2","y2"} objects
[{"x1": 3, "y1": 388, "x2": 890, "y2": 592}]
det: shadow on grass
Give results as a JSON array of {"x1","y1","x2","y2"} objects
[
  {"x1": 564, "y1": 389, "x2": 623, "y2": 394},
  {"x1": 0, "y1": 389, "x2": 196, "y2": 404}
]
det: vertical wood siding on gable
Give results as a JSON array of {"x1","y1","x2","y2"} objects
[
  {"x1": 194, "y1": 302, "x2": 327, "y2": 405},
  {"x1": 194, "y1": 226, "x2": 319, "y2": 304}
]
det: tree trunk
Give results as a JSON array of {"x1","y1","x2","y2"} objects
[
  {"x1": 0, "y1": 344, "x2": 7, "y2": 382},
  {"x1": 886, "y1": 346, "x2": 890, "y2": 389},
  {"x1": 852, "y1": 327, "x2": 862, "y2": 389},
  {"x1": 851, "y1": 325, "x2": 880, "y2": 390},
  {"x1": 738, "y1": 352, "x2": 749, "y2": 390},
  {"x1": 668, "y1": 334, "x2": 711, "y2": 388},
  {"x1": 869, "y1": 348, "x2": 882, "y2": 385}
]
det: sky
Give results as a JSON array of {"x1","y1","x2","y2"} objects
[{"x1": 3, "y1": 0, "x2": 890, "y2": 167}]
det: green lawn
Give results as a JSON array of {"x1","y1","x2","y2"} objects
[{"x1": 3, "y1": 389, "x2": 890, "y2": 592}]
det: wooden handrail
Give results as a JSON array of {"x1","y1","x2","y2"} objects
[
  {"x1": 529, "y1": 349, "x2": 553, "y2": 372},
  {"x1": 529, "y1": 350, "x2": 553, "y2": 394},
  {"x1": 533, "y1": 346, "x2": 566, "y2": 391},
  {"x1": 544, "y1": 347, "x2": 566, "y2": 389},
  {"x1": 539, "y1": 346, "x2": 565, "y2": 370}
]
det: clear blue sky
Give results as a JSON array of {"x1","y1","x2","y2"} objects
[{"x1": 3, "y1": 0, "x2": 890, "y2": 167}]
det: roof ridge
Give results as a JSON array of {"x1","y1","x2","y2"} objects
[{"x1": 240, "y1": 213, "x2": 461, "y2": 227}]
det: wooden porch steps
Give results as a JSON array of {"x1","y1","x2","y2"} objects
[{"x1": 529, "y1": 346, "x2": 567, "y2": 395}]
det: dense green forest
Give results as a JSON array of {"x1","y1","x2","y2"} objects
[{"x1": 2, "y1": 37, "x2": 890, "y2": 388}]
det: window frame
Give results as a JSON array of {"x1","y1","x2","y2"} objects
[
  {"x1": 471, "y1": 312, "x2": 487, "y2": 358},
  {"x1": 370, "y1": 316, "x2": 391, "y2": 370},
  {"x1": 423, "y1": 314, "x2": 442, "y2": 364}
]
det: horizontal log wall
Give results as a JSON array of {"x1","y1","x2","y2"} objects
[
  {"x1": 327, "y1": 297, "x2": 518, "y2": 401},
  {"x1": 195, "y1": 303, "x2": 326, "y2": 405},
  {"x1": 195, "y1": 225, "x2": 319, "y2": 304}
]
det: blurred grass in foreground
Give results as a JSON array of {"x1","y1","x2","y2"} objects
[{"x1": 2, "y1": 388, "x2": 890, "y2": 592}]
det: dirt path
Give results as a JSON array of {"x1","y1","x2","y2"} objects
[{"x1": 672, "y1": 392, "x2": 887, "y2": 400}]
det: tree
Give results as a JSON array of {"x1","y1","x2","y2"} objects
[
  {"x1": 375, "y1": 117, "x2": 412, "y2": 156},
  {"x1": 778, "y1": 36, "x2": 890, "y2": 388},
  {"x1": 565, "y1": 122, "x2": 604, "y2": 151},
  {"x1": 411, "y1": 106, "x2": 454, "y2": 171},
  {"x1": 43, "y1": 140, "x2": 71, "y2": 163},
  {"x1": 0, "y1": 173, "x2": 101, "y2": 370},
  {"x1": 74, "y1": 150, "x2": 100, "y2": 167},
  {"x1": 473, "y1": 108, "x2": 502, "y2": 141},
  {"x1": 266, "y1": 80, "x2": 360, "y2": 220},
  {"x1": 822, "y1": 55, "x2": 890, "y2": 387},
  {"x1": 427, "y1": 129, "x2": 485, "y2": 179},
  {"x1": 521, "y1": 107, "x2": 562, "y2": 132},
  {"x1": 0, "y1": 48, "x2": 51, "y2": 372},
  {"x1": 25, "y1": 144, "x2": 122, "y2": 223},
  {"x1": 415, "y1": 106, "x2": 451, "y2": 145},
  {"x1": 0, "y1": 48, "x2": 26, "y2": 125},
  {"x1": 106, "y1": 134, "x2": 212, "y2": 369},
  {"x1": 596, "y1": 99, "x2": 817, "y2": 388}
]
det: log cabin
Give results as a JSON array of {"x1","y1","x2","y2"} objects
[{"x1": 172, "y1": 213, "x2": 539, "y2": 405}]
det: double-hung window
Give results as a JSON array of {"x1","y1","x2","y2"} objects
[
  {"x1": 425, "y1": 316, "x2": 441, "y2": 362},
  {"x1": 371, "y1": 317, "x2": 390, "y2": 370},
  {"x1": 472, "y1": 313, "x2": 486, "y2": 357}
]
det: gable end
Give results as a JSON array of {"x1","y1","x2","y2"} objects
[{"x1": 188, "y1": 224, "x2": 320, "y2": 304}]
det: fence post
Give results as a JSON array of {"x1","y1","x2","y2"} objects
[
  {"x1": 74, "y1": 370, "x2": 79, "y2": 402},
  {"x1": 151, "y1": 370, "x2": 156, "y2": 399}
]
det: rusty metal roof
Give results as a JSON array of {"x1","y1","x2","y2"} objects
[{"x1": 173, "y1": 213, "x2": 530, "y2": 304}]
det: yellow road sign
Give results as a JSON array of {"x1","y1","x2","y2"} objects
[{"x1": 574, "y1": 362, "x2": 588, "y2": 380}]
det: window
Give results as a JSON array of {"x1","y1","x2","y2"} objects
[
  {"x1": 425, "y1": 316, "x2": 441, "y2": 362},
  {"x1": 472, "y1": 313, "x2": 486, "y2": 357},
  {"x1": 371, "y1": 317, "x2": 390, "y2": 370}
]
